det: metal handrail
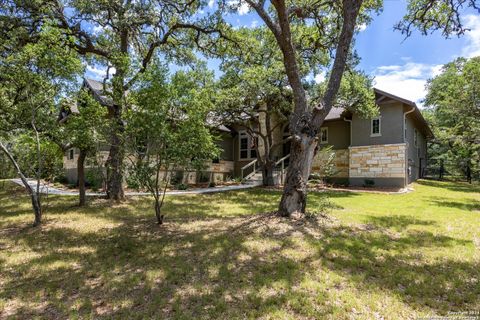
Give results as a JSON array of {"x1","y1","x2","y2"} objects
[
  {"x1": 275, "y1": 154, "x2": 290, "y2": 185},
  {"x1": 240, "y1": 159, "x2": 258, "y2": 180},
  {"x1": 274, "y1": 154, "x2": 290, "y2": 166}
]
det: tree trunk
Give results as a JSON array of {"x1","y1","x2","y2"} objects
[
  {"x1": 278, "y1": 134, "x2": 317, "y2": 216},
  {"x1": 466, "y1": 161, "x2": 472, "y2": 184},
  {"x1": 154, "y1": 198, "x2": 164, "y2": 224},
  {"x1": 262, "y1": 161, "x2": 276, "y2": 186},
  {"x1": 78, "y1": 149, "x2": 87, "y2": 206},
  {"x1": 31, "y1": 192, "x2": 42, "y2": 226},
  {"x1": 0, "y1": 141, "x2": 42, "y2": 226},
  {"x1": 106, "y1": 111, "x2": 125, "y2": 201}
]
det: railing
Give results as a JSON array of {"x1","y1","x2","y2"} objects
[
  {"x1": 275, "y1": 154, "x2": 290, "y2": 185},
  {"x1": 240, "y1": 159, "x2": 258, "y2": 180}
]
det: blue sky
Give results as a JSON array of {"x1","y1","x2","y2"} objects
[
  {"x1": 86, "y1": 1, "x2": 480, "y2": 106},
  {"x1": 222, "y1": 1, "x2": 480, "y2": 105}
]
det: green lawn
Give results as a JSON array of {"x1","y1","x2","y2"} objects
[{"x1": 0, "y1": 180, "x2": 479, "y2": 319}]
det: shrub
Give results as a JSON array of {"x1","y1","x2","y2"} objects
[
  {"x1": 208, "y1": 181, "x2": 216, "y2": 188},
  {"x1": 363, "y1": 179, "x2": 375, "y2": 187},
  {"x1": 170, "y1": 171, "x2": 184, "y2": 186},
  {"x1": 335, "y1": 178, "x2": 350, "y2": 187},
  {"x1": 176, "y1": 183, "x2": 188, "y2": 190},
  {"x1": 126, "y1": 175, "x2": 141, "y2": 191},
  {"x1": 54, "y1": 174, "x2": 69, "y2": 185},
  {"x1": 85, "y1": 168, "x2": 103, "y2": 191},
  {"x1": 198, "y1": 171, "x2": 210, "y2": 183}
]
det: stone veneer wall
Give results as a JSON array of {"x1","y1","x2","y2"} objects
[
  {"x1": 349, "y1": 143, "x2": 406, "y2": 178},
  {"x1": 312, "y1": 149, "x2": 349, "y2": 178}
]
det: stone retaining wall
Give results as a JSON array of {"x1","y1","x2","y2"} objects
[{"x1": 349, "y1": 143, "x2": 406, "y2": 178}]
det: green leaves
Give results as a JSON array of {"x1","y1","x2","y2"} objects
[
  {"x1": 425, "y1": 56, "x2": 480, "y2": 180},
  {"x1": 126, "y1": 62, "x2": 219, "y2": 193}
]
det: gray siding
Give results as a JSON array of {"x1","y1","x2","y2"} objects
[
  {"x1": 351, "y1": 102, "x2": 404, "y2": 146},
  {"x1": 217, "y1": 133, "x2": 234, "y2": 161},
  {"x1": 319, "y1": 120, "x2": 350, "y2": 150},
  {"x1": 405, "y1": 115, "x2": 428, "y2": 183}
]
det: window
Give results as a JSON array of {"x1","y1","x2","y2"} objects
[
  {"x1": 371, "y1": 117, "x2": 381, "y2": 136},
  {"x1": 239, "y1": 131, "x2": 257, "y2": 159},
  {"x1": 320, "y1": 127, "x2": 328, "y2": 144},
  {"x1": 68, "y1": 149, "x2": 74, "y2": 160},
  {"x1": 414, "y1": 129, "x2": 418, "y2": 147}
]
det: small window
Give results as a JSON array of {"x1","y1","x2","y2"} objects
[
  {"x1": 414, "y1": 129, "x2": 418, "y2": 147},
  {"x1": 68, "y1": 149, "x2": 74, "y2": 160},
  {"x1": 371, "y1": 118, "x2": 381, "y2": 136},
  {"x1": 320, "y1": 127, "x2": 328, "y2": 144}
]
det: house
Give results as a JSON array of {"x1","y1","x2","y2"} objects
[
  {"x1": 62, "y1": 79, "x2": 433, "y2": 188},
  {"x1": 310, "y1": 88, "x2": 433, "y2": 187}
]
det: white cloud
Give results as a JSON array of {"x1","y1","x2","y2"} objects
[
  {"x1": 373, "y1": 62, "x2": 442, "y2": 105},
  {"x1": 227, "y1": 0, "x2": 250, "y2": 15},
  {"x1": 92, "y1": 25, "x2": 104, "y2": 35},
  {"x1": 314, "y1": 71, "x2": 326, "y2": 84},
  {"x1": 462, "y1": 14, "x2": 480, "y2": 58},
  {"x1": 86, "y1": 65, "x2": 116, "y2": 79},
  {"x1": 357, "y1": 23, "x2": 367, "y2": 32},
  {"x1": 250, "y1": 20, "x2": 258, "y2": 28},
  {"x1": 208, "y1": 0, "x2": 215, "y2": 8}
]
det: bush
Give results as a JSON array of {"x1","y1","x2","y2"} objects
[
  {"x1": 85, "y1": 168, "x2": 103, "y2": 191},
  {"x1": 170, "y1": 171, "x2": 184, "y2": 186},
  {"x1": 126, "y1": 175, "x2": 141, "y2": 191},
  {"x1": 198, "y1": 171, "x2": 210, "y2": 183},
  {"x1": 363, "y1": 179, "x2": 375, "y2": 188},
  {"x1": 54, "y1": 174, "x2": 69, "y2": 185},
  {"x1": 175, "y1": 183, "x2": 188, "y2": 190},
  {"x1": 208, "y1": 181, "x2": 216, "y2": 188},
  {"x1": 335, "y1": 178, "x2": 350, "y2": 187}
]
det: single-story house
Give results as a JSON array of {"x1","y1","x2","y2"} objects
[{"x1": 61, "y1": 78, "x2": 433, "y2": 188}]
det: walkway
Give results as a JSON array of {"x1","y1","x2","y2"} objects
[{"x1": 10, "y1": 179, "x2": 261, "y2": 196}]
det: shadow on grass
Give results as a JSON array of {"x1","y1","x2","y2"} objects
[
  {"x1": 365, "y1": 215, "x2": 437, "y2": 230},
  {"x1": 428, "y1": 196, "x2": 480, "y2": 212},
  {"x1": 417, "y1": 179, "x2": 480, "y2": 194},
  {"x1": 1, "y1": 207, "x2": 478, "y2": 318},
  {"x1": 1, "y1": 181, "x2": 479, "y2": 318}
]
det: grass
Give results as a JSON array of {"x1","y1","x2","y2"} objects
[{"x1": 0, "y1": 179, "x2": 479, "y2": 319}]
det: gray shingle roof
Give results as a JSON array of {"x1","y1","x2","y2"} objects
[{"x1": 84, "y1": 78, "x2": 113, "y2": 106}]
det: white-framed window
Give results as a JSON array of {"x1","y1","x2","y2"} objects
[
  {"x1": 320, "y1": 127, "x2": 328, "y2": 144},
  {"x1": 239, "y1": 131, "x2": 257, "y2": 160},
  {"x1": 414, "y1": 128, "x2": 418, "y2": 147},
  {"x1": 371, "y1": 117, "x2": 381, "y2": 137},
  {"x1": 68, "y1": 148, "x2": 74, "y2": 160}
]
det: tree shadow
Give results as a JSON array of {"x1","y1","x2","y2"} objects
[
  {"x1": 417, "y1": 179, "x2": 480, "y2": 194},
  {"x1": 1, "y1": 207, "x2": 478, "y2": 318},
  {"x1": 428, "y1": 196, "x2": 480, "y2": 212},
  {"x1": 365, "y1": 215, "x2": 437, "y2": 230}
]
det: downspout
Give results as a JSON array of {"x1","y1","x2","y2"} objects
[
  {"x1": 403, "y1": 106, "x2": 415, "y2": 187},
  {"x1": 343, "y1": 118, "x2": 352, "y2": 145}
]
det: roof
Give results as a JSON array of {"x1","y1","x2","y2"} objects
[
  {"x1": 323, "y1": 88, "x2": 433, "y2": 139},
  {"x1": 373, "y1": 88, "x2": 434, "y2": 139},
  {"x1": 84, "y1": 78, "x2": 113, "y2": 106},
  {"x1": 325, "y1": 107, "x2": 346, "y2": 121}
]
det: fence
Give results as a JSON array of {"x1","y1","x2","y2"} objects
[{"x1": 423, "y1": 158, "x2": 479, "y2": 182}]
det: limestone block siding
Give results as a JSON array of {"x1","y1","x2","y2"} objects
[
  {"x1": 349, "y1": 143, "x2": 406, "y2": 178},
  {"x1": 312, "y1": 149, "x2": 349, "y2": 178}
]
